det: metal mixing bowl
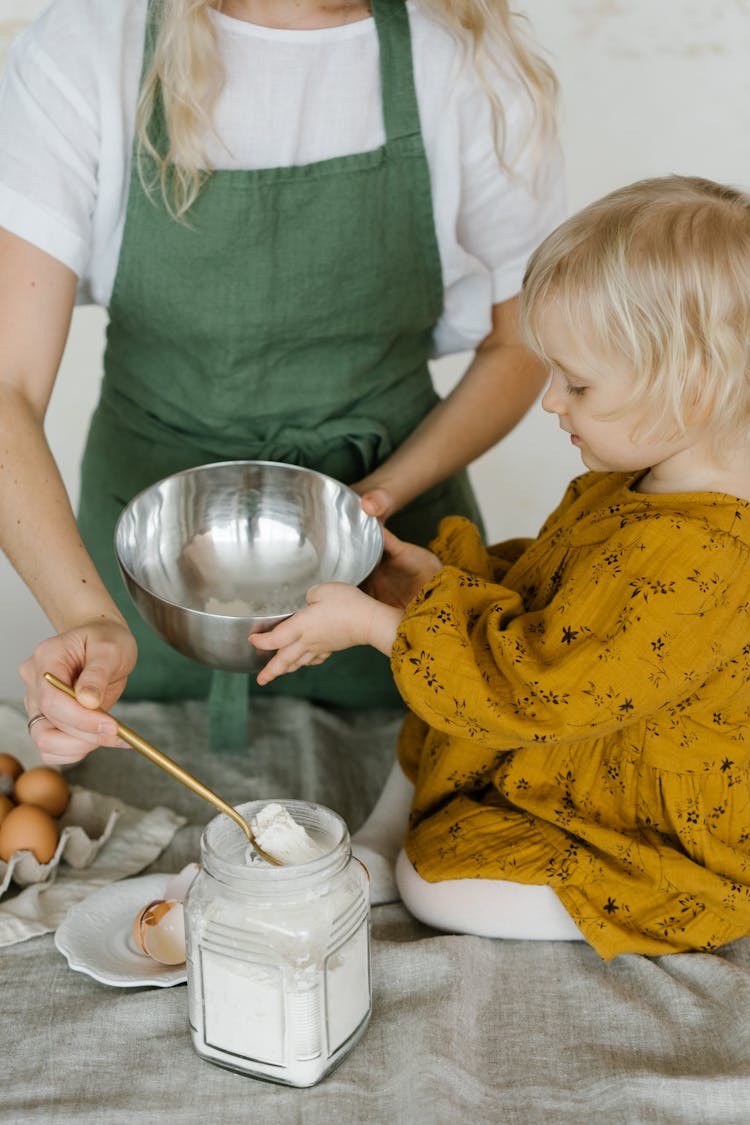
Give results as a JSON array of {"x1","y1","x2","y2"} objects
[{"x1": 114, "y1": 460, "x2": 383, "y2": 672}]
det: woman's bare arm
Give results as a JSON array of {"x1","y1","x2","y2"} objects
[
  {"x1": 0, "y1": 228, "x2": 133, "y2": 759},
  {"x1": 354, "y1": 296, "x2": 546, "y2": 518}
]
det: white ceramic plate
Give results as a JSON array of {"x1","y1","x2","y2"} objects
[{"x1": 54, "y1": 874, "x2": 187, "y2": 988}]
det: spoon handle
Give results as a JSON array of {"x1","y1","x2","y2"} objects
[{"x1": 43, "y1": 672, "x2": 279, "y2": 865}]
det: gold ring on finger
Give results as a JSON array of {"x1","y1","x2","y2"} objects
[{"x1": 27, "y1": 713, "x2": 46, "y2": 734}]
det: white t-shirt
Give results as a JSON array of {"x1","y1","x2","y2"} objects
[{"x1": 0, "y1": 0, "x2": 566, "y2": 355}]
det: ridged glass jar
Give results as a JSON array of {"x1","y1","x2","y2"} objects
[{"x1": 184, "y1": 799, "x2": 371, "y2": 1087}]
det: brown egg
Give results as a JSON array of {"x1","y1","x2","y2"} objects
[
  {"x1": 0, "y1": 752, "x2": 23, "y2": 797},
  {"x1": 13, "y1": 767, "x2": 70, "y2": 817},
  {"x1": 0, "y1": 804, "x2": 59, "y2": 864},
  {"x1": 0, "y1": 793, "x2": 14, "y2": 828}
]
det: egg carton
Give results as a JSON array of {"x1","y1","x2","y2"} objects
[{"x1": 0, "y1": 786, "x2": 121, "y2": 897}]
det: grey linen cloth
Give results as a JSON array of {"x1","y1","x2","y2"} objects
[{"x1": 2, "y1": 696, "x2": 750, "y2": 1125}]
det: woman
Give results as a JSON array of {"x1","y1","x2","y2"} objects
[{"x1": 0, "y1": 0, "x2": 563, "y2": 757}]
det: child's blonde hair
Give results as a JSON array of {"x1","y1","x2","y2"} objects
[
  {"x1": 520, "y1": 175, "x2": 750, "y2": 449},
  {"x1": 136, "y1": 0, "x2": 558, "y2": 218}
]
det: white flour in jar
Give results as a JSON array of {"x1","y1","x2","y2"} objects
[{"x1": 187, "y1": 801, "x2": 371, "y2": 1085}]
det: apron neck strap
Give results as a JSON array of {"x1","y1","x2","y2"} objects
[
  {"x1": 140, "y1": 0, "x2": 168, "y2": 156},
  {"x1": 143, "y1": 0, "x2": 160, "y2": 78},
  {"x1": 371, "y1": 0, "x2": 422, "y2": 144}
]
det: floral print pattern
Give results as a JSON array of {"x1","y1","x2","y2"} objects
[{"x1": 392, "y1": 471, "x2": 750, "y2": 959}]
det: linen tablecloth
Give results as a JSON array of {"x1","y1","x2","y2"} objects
[{"x1": 2, "y1": 697, "x2": 750, "y2": 1125}]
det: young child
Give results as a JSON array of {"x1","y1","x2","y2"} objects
[{"x1": 252, "y1": 175, "x2": 750, "y2": 959}]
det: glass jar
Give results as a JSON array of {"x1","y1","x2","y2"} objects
[{"x1": 184, "y1": 798, "x2": 371, "y2": 1087}]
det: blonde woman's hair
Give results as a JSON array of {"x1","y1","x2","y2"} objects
[
  {"x1": 136, "y1": 0, "x2": 558, "y2": 218},
  {"x1": 520, "y1": 175, "x2": 750, "y2": 450}
]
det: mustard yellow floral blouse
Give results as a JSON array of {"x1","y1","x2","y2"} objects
[{"x1": 392, "y1": 471, "x2": 750, "y2": 959}]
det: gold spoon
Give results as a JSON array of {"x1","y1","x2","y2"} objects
[{"x1": 44, "y1": 672, "x2": 280, "y2": 866}]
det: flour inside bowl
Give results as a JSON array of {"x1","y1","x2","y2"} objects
[{"x1": 204, "y1": 587, "x2": 298, "y2": 618}]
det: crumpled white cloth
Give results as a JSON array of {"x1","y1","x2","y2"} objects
[{"x1": 0, "y1": 704, "x2": 185, "y2": 946}]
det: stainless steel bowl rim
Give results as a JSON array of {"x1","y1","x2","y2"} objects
[{"x1": 113, "y1": 459, "x2": 383, "y2": 621}]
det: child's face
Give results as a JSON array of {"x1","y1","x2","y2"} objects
[{"x1": 537, "y1": 303, "x2": 689, "y2": 475}]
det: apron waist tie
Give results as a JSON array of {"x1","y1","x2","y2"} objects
[
  {"x1": 99, "y1": 387, "x2": 399, "y2": 480},
  {"x1": 209, "y1": 670, "x2": 250, "y2": 755},
  {"x1": 255, "y1": 417, "x2": 395, "y2": 482}
]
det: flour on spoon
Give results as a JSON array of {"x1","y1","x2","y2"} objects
[{"x1": 247, "y1": 802, "x2": 327, "y2": 865}]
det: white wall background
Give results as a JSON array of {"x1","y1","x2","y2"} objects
[{"x1": 0, "y1": 0, "x2": 749, "y2": 699}]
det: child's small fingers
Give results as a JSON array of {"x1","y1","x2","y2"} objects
[
  {"x1": 256, "y1": 642, "x2": 304, "y2": 684},
  {"x1": 287, "y1": 648, "x2": 331, "y2": 673},
  {"x1": 256, "y1": 658, "x2": 284, "y2": 685},
  {"x1": 249, "y1": 620, "x2": 298, "y2": 649},
  {"x1": 249, "y1": 630, "x2": 278, "y2": 650}
]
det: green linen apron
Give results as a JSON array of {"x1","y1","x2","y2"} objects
[{"x1": 77, "y1": 0, "x2": 483, "y2": 750}]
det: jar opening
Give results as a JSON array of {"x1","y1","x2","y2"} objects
[{"x1": 200, "y1": 798, "x2": 349, "y2": 886}]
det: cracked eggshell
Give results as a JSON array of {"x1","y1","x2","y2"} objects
[{"x1": 132, "y1": 899, "x2": 186, "y2": 965}]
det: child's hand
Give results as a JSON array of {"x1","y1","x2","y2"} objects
[
  {"x1": 250, "y1": 582, "x2": 403, "y2": 685},
  {"x1": 365, "y1": 527, "x2": 442, "y2": 610}
]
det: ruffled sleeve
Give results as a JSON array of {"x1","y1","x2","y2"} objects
[
  {"x1": 429, "y1": 515, "x2": 532, "y2": 587},
  {"x1": 392, "y1": 515, "x2": 750, "y2": 751}
]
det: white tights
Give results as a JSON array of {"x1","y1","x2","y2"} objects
[
  {"x1": 352, "y1": 760, "x2": 584, "y2": 942},
  {"x1": 395, "y1": 850, "x2": 584, "y2": 941}
]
